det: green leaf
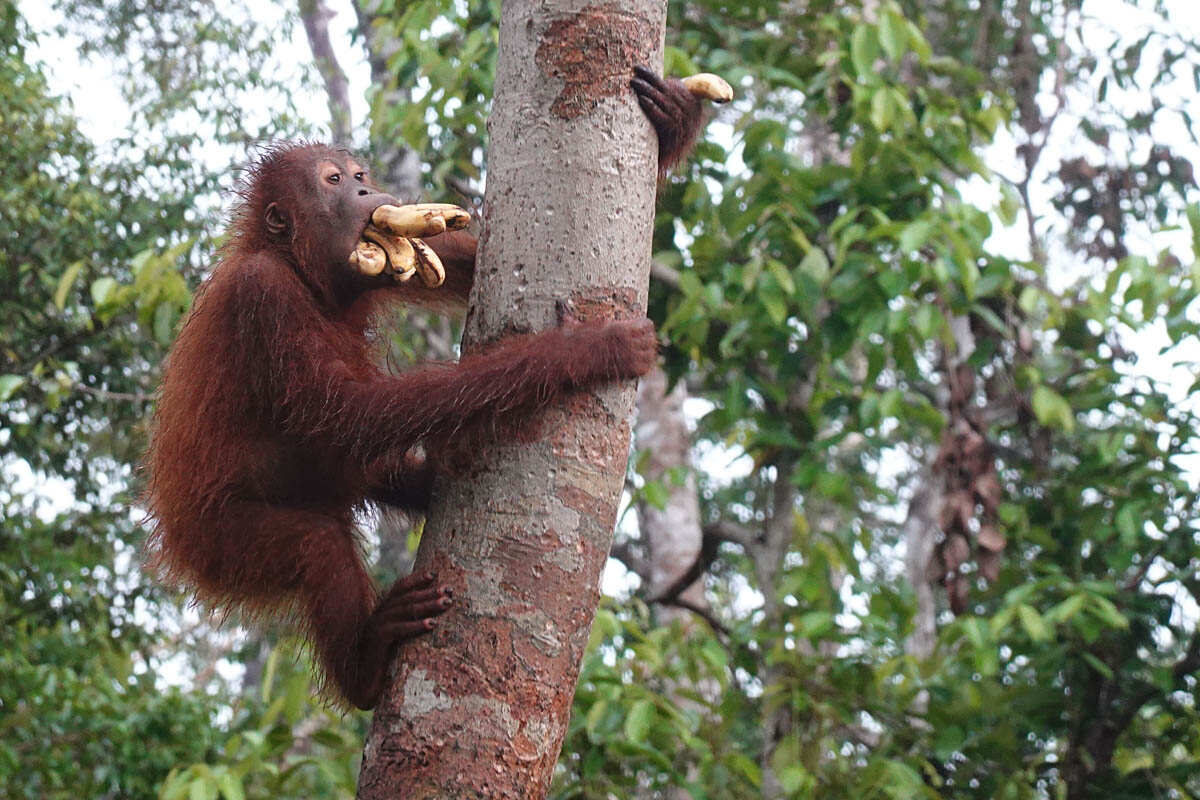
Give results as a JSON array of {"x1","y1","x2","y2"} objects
[
  {"x1": 777, "y1": 764, "x2": 815, "y2": 793},
  {"x1": 870, "y1": 87, "x2": 895, "y2": 130},
  {"x1": 1045, "y1": 594, "x2": 1086, "y2": 624},
  {"x1": 130, "y1": 248, "x2": 156, "y2": 282},
  {"x1": 899, "y1": 219, "x2": 934, "y2": 252},
  {"x1": 1188, "y1": 203, "x2": 1200, "y2": 258},
  {"x1": 725, "y1": 753, "x2": 762, "y2": 787},
  {"x1": 154, "y1": 301, "x2": 179, "y2": 346},
  {"x1": 161, "y1": 773, "x2": 191, "y2": 800},
  {"x1": 216, "y1": 771, "x2": 245, "y2": 800},
  {"x1": 261, "y1": 647, "x2": 280, "y2": 702},
  {"x1": 905, "y1": 20, "x2": 933, "y2": 60},
  {"x1": 55, "y1": 261, "x2": 85, "y2": 310},
  {"x1": 851, "y1": 24, "x2": 880, "y2": 78},
  {"x1": 1018, "y1": 285, "x2": 1041, "y2": 314},
  {"x1": 741, "y1": 254, "x2": 764, "y2": 291},
  {"x1": 879, "y1": 388, "x2": 903, "y2": 419},
  {"x1": 914, "y1": 304, "x2": 942, "y2": 339},
  {"x1": 932, "y1": 725, "x2": 965, "y2": 759},
  {"x1": 1017, "y1": 604, "x2": 1051, "y2": 642},
  {"x1": 592, "y1": 608, "x2": 619, "y2": 641},
  {"x1": 964, "y1": 617, "x2": 990, "y2": 649},
  {"x1": 761, "y1": 292, "x2": 788, "y2": 325},
  {"x1": 586, "y1": 698, "x2": 610, "y2": 738},
  {"x1": 879, "y1": 10, "x2": 909, "y2": 60},
  {"x1": 959, "y1": 258, "x2": 980, "y2": 300},
  {"x1": 998, "y1": 184, "x2": 1021, "y2": 227},
  {"x1": 1088, "y1": 595, "x2": 1129, "y2": 629},
  {"x1": 642, "y1": 479, "x2": 669, "y2": 510},
  {"x1": 882, "y1": 761, "x2": 925, "y2": 796},
  {"x1": 698, "y1": 637, "x2": 728, "y2": 675},
  {"x1": 797, "y1": 610, "x2": 835, "y2": 637},
  {"x1": 188, "y1": 777, "x2": 218, "y2": 800},
  {"x1": 1081, "y1": 651, "x2": 1114, "y2": 679},
  {"x1": 1031, "y1": 385, "x2": 1074, "y2": 432},
  {"x1": 0, "y1": 375, "x2": 24, "y2": 402},
  {"x1": 767, "y1": 259, "x2": 796, "y2": 295},
  {"x1": 624, "y1": 699, "x2": 655, "y2": 743},
  {"x1": 1116, "y1": 503, "x2": 1140, "y2": 544},
  {"x1": 798, "y1": 247, "x2": 830, "y2": 285},
  {"x1": 90, "y1": 276, "x2": 118, "y2": 308}
]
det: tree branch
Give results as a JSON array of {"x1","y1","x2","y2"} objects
[
  {"x1": 646, "y1": 519, "x2": 759, "y2": 605},
  {"x1": 649, "y1": 258, "x2": 682, "y2": 288},
  {"x1": 609, "y1": 539, "x2": 650, "y2": 582},
  {"x1": 74, "y1": 383, "x2": 154, "y2": 404},
  {"x1": 661, "y1": 596, "x2": 730, "y2": 638},
  {"x1": 704, "y1": 519, "x2": 760, "y2": 549}
]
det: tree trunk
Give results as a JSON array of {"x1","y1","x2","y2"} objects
[
  {"x1": 634, "y1": 368, "x2": 706, "y2": 800},
  {"x1": 902, "y1": 477, "x2": 942, "y2": 660},
  {"x1": 356, "y1": 2, "x2": 666, "y2": 797},
  {"x1": 636, "y1": 367, "x2": 706, "y2": 619}
]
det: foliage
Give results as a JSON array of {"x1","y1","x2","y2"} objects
[
  {"x1": 360, "y1": 0, "x2": 498, "y2": 195},
  {"x1": 0, "y1": 506, "x2": 220, "y2": 799},
  {"x1": 612, "y1": 0, "x2": 1200, "y2": 796},
  {"x1": 0, "y1": 8, "x2": 217, "y2": 794},
  {"x1": 0, "y1": 4, "x2": 336, "y2": 796},
  {"x1": 53, "y1": 0, "x2": 318, "y2": 215},
  {"x1": 556, "y1": 602, "x2": 761, "y2": 798},
  {"x1": 159, "y1": 651, "x2": 366, "y2": 800}
]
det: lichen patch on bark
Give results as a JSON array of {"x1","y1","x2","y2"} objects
[
  {"x1": 535, "y1": 2, "x2": 656, "y2": 119},
  {"x1": 402, "y1": 668, "x2": 452, "y2": 715}
]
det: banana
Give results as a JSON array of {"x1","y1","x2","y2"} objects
[
  {"x1": 349, "y1": 240, "x2": 387, "y2": 276},
  {"x1": 372, "y1": 203, "x2": 472, "y2": 238},
  {"x1": 352, "y1": 204, "x2": 468, "y2": 284},
  {"x1": 362, "y1": 225, "x2": 416, "y2": 281},
  {"x1": 410, "y1": 238, "x2": 445, "y2": 288},
  {"x1": 681, "y1": 73, "x2": 733, "y2": 104}
]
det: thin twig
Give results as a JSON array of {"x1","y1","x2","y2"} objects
[{"x1": 75, "y1": 383, "x2": 154, "y2": 403}]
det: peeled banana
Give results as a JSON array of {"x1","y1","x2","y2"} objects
[
  {"x1": 681, "y1": 73, "x2": 734, "y2": 104},
  {"x1": 362, "y1": 225, "x2": 417, "y2": 282},
  {"x1": 349, "y1": 203, "x2": 468, "y2": 287},
  {"x1": 372, "y1": 203, "x2": 471, "y2": 238},
  {"x1": 410, "y1": 238, "x2": 445, "y2": 288},
  {"x1": 349, "y1": 240, "x2": 387, "y2": 276}
]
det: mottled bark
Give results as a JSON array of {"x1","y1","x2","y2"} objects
[
  {"x1": 356, "y1": 2, "x2": 666, "y2": 798},
  {"x1": 298, "y1": 0, "x2": 352, "y2": 143},
  {"x1": 756, "y1": 456, "x2": 798, "y2": 800},
  {"x1": 902, "y1": 477, "x2": 942, "y2": 660},
  {"x1": 904, "y1": 314, "x2": 976, "y2": 658}
]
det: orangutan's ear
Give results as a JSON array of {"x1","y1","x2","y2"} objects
[{"x1": 265, "y1": 202, "x2": 288, "y2": 236}]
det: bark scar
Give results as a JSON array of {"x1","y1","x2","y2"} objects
[{"x1": 535, "y1": 2, "x2": 656, "y2": 120}]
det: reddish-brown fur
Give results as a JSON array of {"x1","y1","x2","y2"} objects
[
  {"x1": 144, "y1": 69, "x2": 704, "y2": 711},
  {"x1": 631, "y1": 66, "x2": 706, "y2": 174}
]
